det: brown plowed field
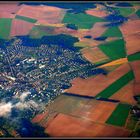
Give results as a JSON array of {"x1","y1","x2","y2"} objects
[
  {"x1": 66, "y1": 64, "x2": 131, "y2": 97},
  {"x1": 10, "y1": 19, "x2": 34, "y2": 36},
  {"x1": 0, "y1": 3, "x2": 21, "y2": 14},
  {"x1": 81, "y1": 47, "x2": 109, "y2": 63},
  {"x1": 124, "y1": 33, "x2": 140, "y2": 55},
  {"x1": 120, "y1": 20, "x2": 140, "y2": 36},
  {"x1": 89, "y1": 22, "x2": 109, "y2": 38},
  {"x1": 16, "y1": 5, "x2": 65, "y2": 22},
  {"x1": 46, "y1": 114, "x2": 131, "y2": 137},
  {"x1": 0, "y1": 12, "x2": 15, "y2": 18},
  {"x1": 110, "y1": 81, "x2": 136, "y2": 105},
  {"x1": 120, "y1": 20, "x2": 140, "y2": 55},
  {"x1": 81, "y1": 101, "x2": 118, "y2": 123}
]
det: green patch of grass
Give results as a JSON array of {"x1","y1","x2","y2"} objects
[
  {"x1": 62, "y1": 13, "x2": 105, "y2": 29},
  {"x1": 127, "y1": 52, "x2": 140, "y2": 62},
  {"x1": 136, "y1": 9, "x2": 140, "y2": 18},
  {"x1": 106, "y1": 103, "x2": 131, "y2": 127},
  {"x1": 0, "y1": 18, "x2": 12, "y2": 39},
  {"x1": 15, "y1": 15, "x2": 37, "y2": 23},
  {"x1": 101, "y1": 26, "x2": 122, "y2": 37},
  {"x1": 113, "y1": 7, "x2": 135, "y2": 17},
  {"x1": 95, "y1": 70, "x2": 134, "y2": 99},
  {"x1": 119, "y1": 8, "x2": 135, "y2": 17},
  {"x1": 99, "y1": 39, "x2": 126, "y2": 60}
]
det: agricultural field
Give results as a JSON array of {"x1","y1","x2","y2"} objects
[{"x1": 0, "y1": 1, "x2": 140, "y2": 138}]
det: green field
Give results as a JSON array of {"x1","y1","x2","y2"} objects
[
  {"x1": 99, "y1": 39, "x2": 126, "y2": 60},
  {"x1": 0, "y1": 18, "x2": 12, "y2": 39},
  {"x1": 127, "y1": 52, "x2": 140, "y2": 62},
  {"x1": 15, "y1": 15, "x2": 37, "y2": 23},
  {"x1": 136, "y1": 9, "x2": 140, "y2": 18},
  {"x1": 106, "y1": 103, "x2": 131, "y2": 127},
  {"x1": 101, "y1": 26, "x2": 122, "y2": 37},
  {"x1": 113, "y1": 7, "x2": 135, "y2": 17},
  {"x1": 62, "y1": 13, "x2": 105, "y2": 29},
  {"x1": 95, "y1": 70, "x2": 134, "y2": 99}
]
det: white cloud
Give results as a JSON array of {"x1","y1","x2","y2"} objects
[
  {"x1": 15, "y1": 100, "x2": 39, "y2": 110},
  {"x1": 19, "y1": 91, "x2": 30, "y2": 102},
  {"x1": 0, "y1": 102, "x2": 13, "y2": 117},
  {"x1": 0, "y1": 91, "x2": 46, "y2": 118},
  {"x1": 14, "y1": 102, "x2": 29, "y2": 110}
]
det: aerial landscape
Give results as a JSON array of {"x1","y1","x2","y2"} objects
[{"x1": 0, "y1": 1, "x2": 140, "y2": 138}]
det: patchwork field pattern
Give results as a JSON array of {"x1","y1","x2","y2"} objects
[{"x1": 0, "y1": 1, "x2": 140, "y2": 138}]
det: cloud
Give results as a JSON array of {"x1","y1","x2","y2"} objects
[
  {"x1": 0, "y1": 102, "x2": 13, "y2": 117},
  {"x1": 19, "y1": 91, "x2": 30, "y2": 102},
  {"x1": 15, "y1": 100, "x2": 39, "y2": 110},
  {"x1": 0, "y1": 91, "x2": 44, "y2": 117},
  {"x1": 14, "y1": 102, "x2": 29, "y2": 110}
]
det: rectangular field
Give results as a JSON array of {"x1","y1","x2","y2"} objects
[
  {"x1": 106, "y1": 103, "x2": 132, "y2": 127},
  {"x1": 101, "y1": 26, "x2": 123, "y2": 37},
  {"x1": 95, "y1": 70, "x2": 134, "y2": 99},
  {"x1": 0, "y1": 18, "x2": 12, "y2": 39},
  {"x1": 99, "y1": 39, "x2": 126, "y2": 60},
  {"x1": 128, "y1": 52, "x2": 140, "y2": 62},
  {"x1": 66, "y1": 63, "x2": 131, "y2": 97},
  {"x1": 46, "y1": 113, "x2": 131, "y2": 137},
  {"x1": 109, "y1": 80, "x2": 136, "y2": 105},
  {"x1": 62, "y1": 13, "x2": 105, "y2": 29},
  {"x1": 82, "y1": 100, "x2": 118, "y2": 123}
]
